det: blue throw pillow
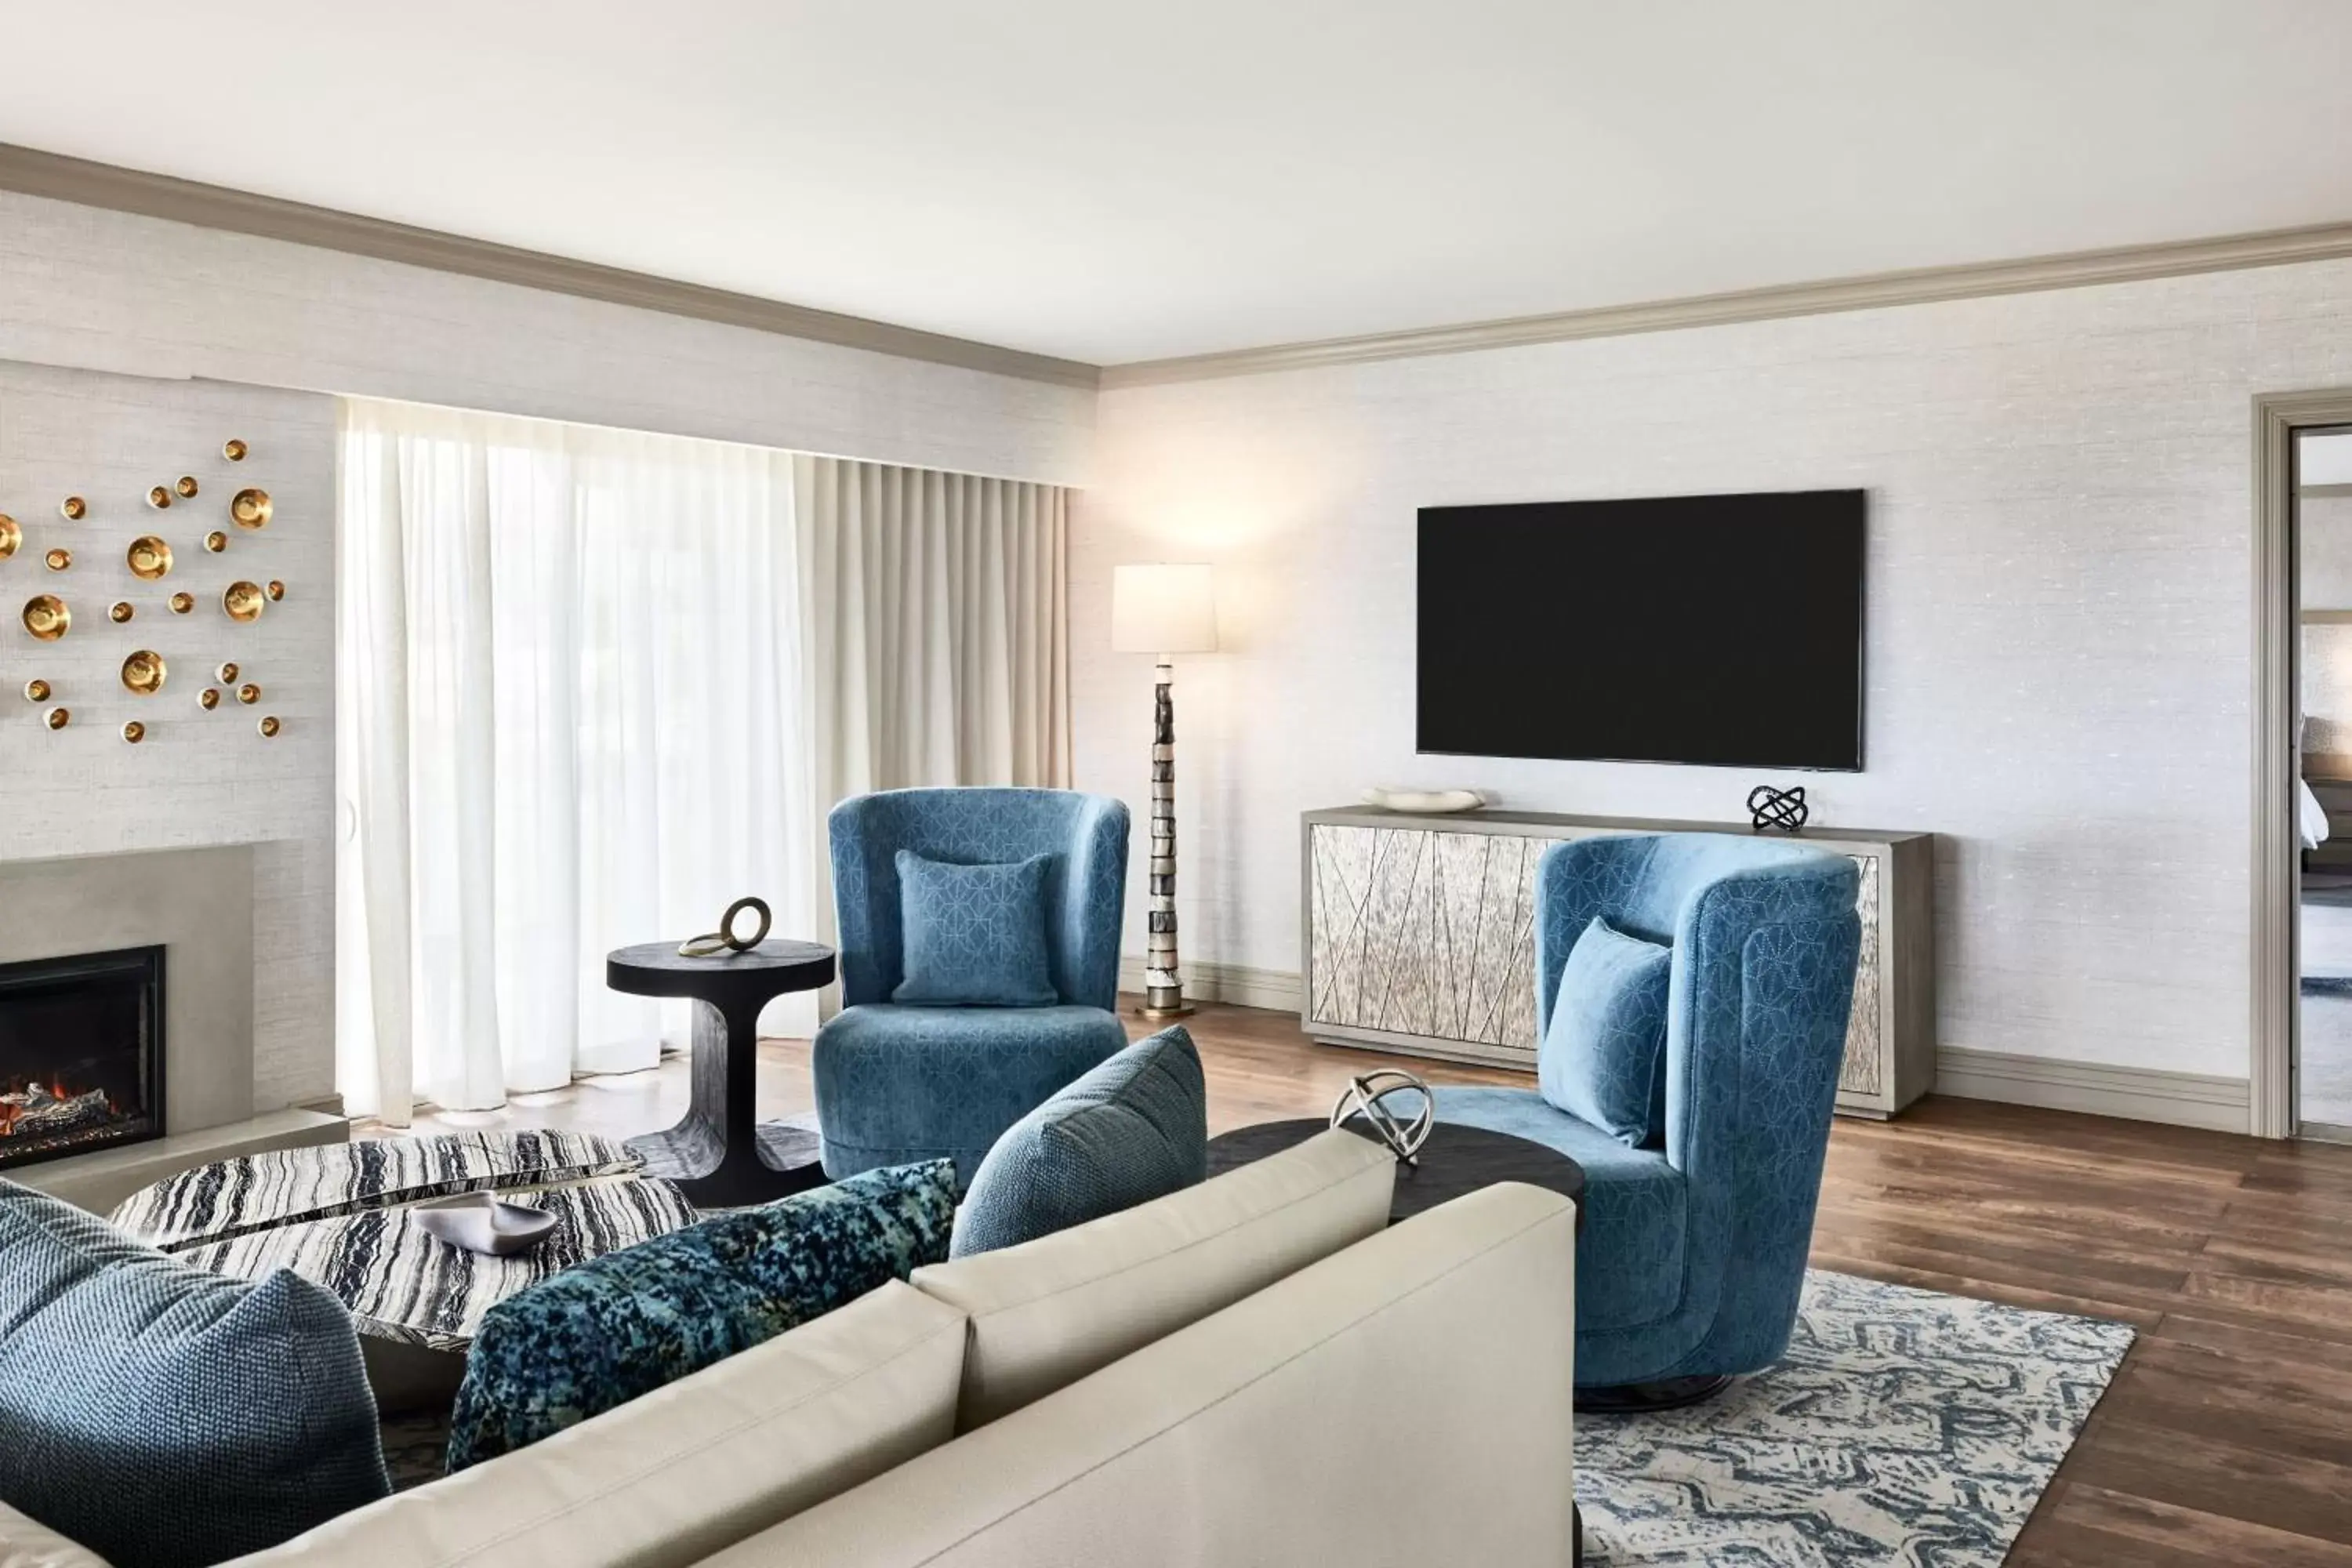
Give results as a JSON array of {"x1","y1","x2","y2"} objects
[
  {"x1": 0, "y1": 1178, "x2": 389, "y2": 1568},
  {"x1": 445, "y1": 1158, "x2": 957, "y2": 1472},
  {"x1": 892, "y1": 849, "x2": 1059, "y2": 1006},
  {"x1": 950, "y1": 1025, "x2": 1207, "y2": 1258},
  {"x1": 1539, "y1": 916, "x2": 1673, "y2": 1148}
]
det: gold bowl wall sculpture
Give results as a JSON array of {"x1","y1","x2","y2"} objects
[
  {"x1": 230, "y1": 489, "x2": 271, "y2": 530},
  {"x1": 45, "y1": 548, "x2": 71, "y2": 572},
  {"x1": 223, "y1": 581, "x2": 265, "y2": 622},
  {"x1": 257, "y1": 715, "x2": 281, "y2": 738},
  {"x1": 122, "y1": 721, "x2": 145, "y2": 744},
  {"x1": 22, "y1": 595, "x2": 69, "y2": 641},
  {"x1": 223, "y1": 438, "x2": 248, "y2": 462},
  {"x1": 237, "y1": 683, "x2": 261, "y2": 705},
  {"x1": 198, "y1": 688, "x2": 220, "y2": 710},
  {"x1": 24, "y1": 679, "x2": 50, "y2": 702},
  {"x1": 204, "y1": 531, "x2": 228, "y2": 553},
  {"x1": 216, "y1": 661, "x2": 239, "y2": 683},
  {"x1": 127, "y1": 536, "x2": 173, "y2": 579},
  {"x1": 60, "y1": 496, "x2": 85, "y2": 521},
  {"x1": 121, "y1": 650, "x2": 167, "y2": 696},
  {"x1": 146, "y1": 486, "x2": 172, "y2": 510},
  {"x1": 45, "y1": 706, "x2": 70, "y2": 731},
  {"x1": 169, "y1": 593, "x2": 194, "y2": 614},
  {"x1": 109, "y1": 601, "x2": 133, "y2": 623},
  {"x1": 176, "y1": 476, "x2": 200, "y2": 499},
  {"x1": 266, "y1": 580, "x2": 285, "y2": 601},
  {"x1": 0, "y1": 516, "x2": 17, "y2": 559}
]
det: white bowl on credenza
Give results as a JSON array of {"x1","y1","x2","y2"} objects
[{"x1": 1359, "y1": 787, "x2": 1491, "y2": 815}]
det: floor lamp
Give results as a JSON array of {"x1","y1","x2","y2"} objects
[{"x1": 1111, "y1": 564, "x2": 1218, "y2": 1019}]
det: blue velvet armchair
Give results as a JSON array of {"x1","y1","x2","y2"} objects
[
  {"x1": 1432, "y1": 833, "x2": 1860, "y2": 1401},
  {"x1": 813, "y1": 787, "x2": 1131, "y2": 1187}
]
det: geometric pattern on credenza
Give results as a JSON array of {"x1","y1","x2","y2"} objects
[{"x1": 1311, "y1": 825, "x2": 1882, "y2": 1091}]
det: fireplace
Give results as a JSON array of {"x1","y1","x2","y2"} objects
[{"x1": 0, "y1": 946, "x2": 165, "y2": 1171}]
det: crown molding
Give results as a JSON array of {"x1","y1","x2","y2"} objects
[
  {"x1": 0, "y1": 142, "x2": 1100, "y2": 391},
  {"x1": 1102, "y1": 219, "x2": 2352, "y2": 389}
]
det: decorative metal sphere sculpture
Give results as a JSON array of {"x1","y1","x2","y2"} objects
[{"x1": 1330, "y1": 1069, "x2": 1435, "y2": 1167}]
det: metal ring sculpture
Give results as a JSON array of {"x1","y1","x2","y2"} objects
[
  {"x1": 677, "y1": 896, "x2": 773, "y2": 959},
  {"x1": 1747, "y1": 784, "x2": 1809, "y2": 833},
  {"x1": 1329, "y1": 1069, "x2": 1436, "y2": 1167}
]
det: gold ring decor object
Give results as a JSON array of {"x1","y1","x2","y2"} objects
[
  {"x1": 677, "y1": 895, "x2": 773, "y2": 958},
  {"x1": 45, "y1": 548, "x2": 71, "y2": 572},
  {"x1": 45, "y1": 706, "x2": 70, "y2": 731},
  {"x1": 127, "y1": 535, "x2": 172, "y2": 580},
  {"x1": 146, "y1": 485, "x2": 172, "y2": 510},
  {"x1": 223, "y1": 580, "x2": 265, "y2": 622},
  {"x1": 198, "y1": 688, "x2": 220, "y2": 710},
  {"x1": 122, "y1": 720, "x2": 145, "y2": 744},
  {"x1": 22, "y1": 595, "x2": 69, "y2": 641},
  {"x1": 24, "y1": 678, "x2": 50, "y2": 702},
  {"x1": 60, "y1": 496, "x2": 85, "y2": 521},
  {"x1": 230, "y1": 488, "x2": 271, "y2": 530},
  {"x1": 223, "y1": 438, "x2": 248, "y2": 462},
  {"x1": 266, "y1": 579, "x2": 285, "y2": 601},
  {"x1": 216, "y1": 661, "x2": 239, "y2": 683},
  {"x1": 204, "y1": 531, "x2": 228, "y2": 554},
  {"x1": 257, "y1": 715, "x2": 281, "y2": 738},
  {"x1": 0, "y1": 516, "x2": 17, "y2": 558},
  {"x1": 169, "y1": 592, "x2": 194, "y2": 615},
  {"x1": 237, "y1": 682, "x2": 260, "y2": 704},
  {"x1": 121, "y1": 650, "x2": 166, "y2": 696},
  {"x1": 109, "y1": 601, "x2": 133, "y2": 623},
  {"x1": 176, "y1": 476, "x2": 200, "y2": 499}
]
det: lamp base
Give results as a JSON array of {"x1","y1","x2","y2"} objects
[{"x1": 1134, "y1": 1001, "x2": 1196, "y2": 1022}]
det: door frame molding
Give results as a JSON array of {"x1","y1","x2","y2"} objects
[{"x1": 2252, "y1": 391, "x2": 2352, "y2": 1138}]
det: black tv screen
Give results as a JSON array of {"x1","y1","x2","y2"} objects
[{"x1": 1417, "y1": 489, "x2": 1864, "y2": 771}]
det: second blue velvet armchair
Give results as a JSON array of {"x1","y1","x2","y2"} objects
[{"x1": 812, "y1": 787, "x2": 1131, "y2": 1187}]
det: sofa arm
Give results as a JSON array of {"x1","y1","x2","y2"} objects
[{"x1": 0, "y1": 1504, "x2": 110, "y2": 1568}]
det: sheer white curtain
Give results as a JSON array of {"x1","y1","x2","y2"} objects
[{"x1": 336, "y1": 401, "x2": 816, "y2": 1123}]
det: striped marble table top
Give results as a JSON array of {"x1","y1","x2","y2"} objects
[
  {"x1": 111, "y1": 1130, "x2": 642, "y2": 1252},
  {"x1": 175, "y1": 1176, "x2": 699, "y2": 1352}
]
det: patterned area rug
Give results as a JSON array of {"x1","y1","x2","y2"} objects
[{"x1": 1577, "y1": 1270, "x2": 2132, "y2": 1566}]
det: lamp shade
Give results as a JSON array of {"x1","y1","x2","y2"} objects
[{"x1": 1111, "y1": 564, "x2": 1218, "y2": 654}]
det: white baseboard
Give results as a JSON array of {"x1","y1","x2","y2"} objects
[
  {"x1": 1119, "y1": 957, "x2": 1304, "y2": 1014},
  {"x1": 1932, "y1": 1046, "x2": 2250, "y2": 1134}
]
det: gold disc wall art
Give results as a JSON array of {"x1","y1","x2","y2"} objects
[
  {"x1": 169, "y1": 593, "x2": 194, "y2": 615},
  {"x1": 0, "y1": 516, "x2": 16, "y2": 559},
  {"x1": 223, "y1": 581, "x2": 265, "y2": 622},
  {"x1": 146, "y1": 485, "x2": 172, "y2": 510},
  {"x1": 230, "y1": 488, "x2": 271, "y2": 530},
  {"x1": 22, "y1": 595, "x2": 69, "y2": 641},
  {"x1": 204, "y1": 531, "x2": 228, "y2": 554},
  {"x1": 121, "y1": 650, "x2": 167, "y2": 696},
  {"x1": 127, "y1": 535, "x2": 173, "y2": 579},
  {"x1": 257, "y1": 716, "x2": 281, "y2": 738},
  {"x1": 60, "y1": 496, "x2": 85, "y2": 521},
  {"x1": 236, "y1": 683, "x2": 260, "y2": 705},
  {"x1": 223, "y1": 438, "x2": 248, "y2": 462},
  {"x1": 109, "y1": 601, "x2": 133, "y2": 624},
  {"x1": 176, "y1": 476, "x2": 200, "y2": 499},
  {"x1": 44, "y1": 548, "x2": 71, "y2": 572},
  {"x1": 122, "y1": 721, "x2": 145, "y2": 744},
  {"x1": 24, "y1": 679, "x2": 50, "y2": 702},
  {"x1": 266, "y1": 580, "x2": 285, "y2": 601},
  {"x1": 198, "y1": 688, "x2": 220, "y2": 710},
  {"x1": 216, "y1": 662, "x2": 239, "y2": 683},
  {"x1": 45, "y1": 706, "x2": 69, "y2": 731}
]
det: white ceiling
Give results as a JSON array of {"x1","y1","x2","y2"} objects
[{"x1": 5, "y1": 1, "x2": 2352, "y2": 366}]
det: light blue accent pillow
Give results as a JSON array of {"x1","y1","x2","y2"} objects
[
  {"x1": 445, "y1": 1159, "x2": 956, "y2": 1472},
  {"x1": 949, "y1": 1025, "x2": 1208, "y2": 1258},
  {"x1": 1538, "y1": 916, "x2": 1674, "y2": 1148},
  {"x1": 0, "y1": 1178, "x2": 390, "y2": 1568},
  {"x1": 892, "y1": 848, "x2": 1059, "y2": 1006}
]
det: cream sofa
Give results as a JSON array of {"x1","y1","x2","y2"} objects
[{"x1": 0, "y1": 1131, "x2": 1578, "y2": 1568}]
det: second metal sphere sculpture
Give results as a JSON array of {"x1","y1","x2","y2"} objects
[{"x1": 1330, "y1": 1069, "x2": 1435, "y2": 1167}]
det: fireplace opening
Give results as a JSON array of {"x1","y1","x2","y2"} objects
[{"x1": 0, "y1": 946, "x2": 165, "y2": 1171}]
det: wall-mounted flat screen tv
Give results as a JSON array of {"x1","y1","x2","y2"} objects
[{"x1": 1417, "y1": 489, "x2": 1865, "y2": 771}]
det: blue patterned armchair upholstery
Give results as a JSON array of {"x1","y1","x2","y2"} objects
[
  {"x1": 1433, "y1": 833, "x2": 1860, "y2": 1392},
  {"x1": 813, "y1": 788, "x2": 1131, "y2": 1187}
]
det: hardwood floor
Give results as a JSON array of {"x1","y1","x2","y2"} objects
[{"x1": 370, "y1": 998, "x2": 2352, "y2": 1563}]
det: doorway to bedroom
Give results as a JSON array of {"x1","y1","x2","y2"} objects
[{"x1": 2296, "y1": 426, "x2": 2352, "y2": 1138}]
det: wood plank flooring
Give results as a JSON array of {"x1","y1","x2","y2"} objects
[{"x1": 370, "y1": 998, "x2": 2352, "y2": 1563}]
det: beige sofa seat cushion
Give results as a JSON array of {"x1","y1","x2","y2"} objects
[
  {"x1": 910, "y1": 1127, "x2": 1394, "y2": 1429},
  {"x1": 230, "y1": 1281, "x2": 966, "y2": 1568},
  {"x1": 717, "y1": 1182, "x2": 1579, "y2": 1568},
  {"x1": 0, "y1": 1503, "x2": 110, "y2": 1568}
]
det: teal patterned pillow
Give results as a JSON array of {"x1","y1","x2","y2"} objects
[
  {"x1": 445, "y1": 1160, "x2": 956, "y2": 1472},
  {"x1": 891, "y1": 849, "x2": 1059, "y2": 1006},
  {"x1": 1538, "y1": 916, "x2": 1673, "y2": 1148}
]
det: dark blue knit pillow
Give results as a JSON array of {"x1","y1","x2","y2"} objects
[
  {"x1": 1539, "y1": 916, "x2": 1674, "y2": 1147},
  {"x1": 445, "y1": 1158, "x2": 956, "y2": 1472},
  {"x1": 891, "y1": 849, "x2": 1059, "y2": 1006},
  {"x1": 0, "y1": 1178, "x2": 389, "y2": 1568},
  {"x1": 949, "y1": 1025, "x2": 1207, "y2": 1258}
]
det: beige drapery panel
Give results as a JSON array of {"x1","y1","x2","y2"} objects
[{"x1": 794, "y1": 455, "x2": 1072, "y2": 799}]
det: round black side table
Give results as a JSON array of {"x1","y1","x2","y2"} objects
[
  {"x1": 1204, "y1": 1118, "x2": 1587, "y2": 1231},
  {"x1": 607, "y1": 938, "x2": 835, "y2": 1207}
]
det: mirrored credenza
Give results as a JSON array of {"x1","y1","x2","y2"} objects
[{"x1": 1301, "y1": 807, "x2": 1936, "y2": 1119}]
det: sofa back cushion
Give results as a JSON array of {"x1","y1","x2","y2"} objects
[
  {"x1": 0, "y1": 1178, "x2": 389, "y2": 1568},
  {"x1": 446, "y1": 1160, "x2": 956, "y2": 1471},
  {"x1": 890, "y1": 850, "x2": 1059, "y2": 1007},
  {"x1": 949, "y1": 1025, "x2": 1207, "y2": 1258},
  {"x1": 235, "y1": 1281, "x2": 967, "y2": 1568},
  {"x1": 910, "y1": 1128, "x2": 1395, "y2": 1430}
]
